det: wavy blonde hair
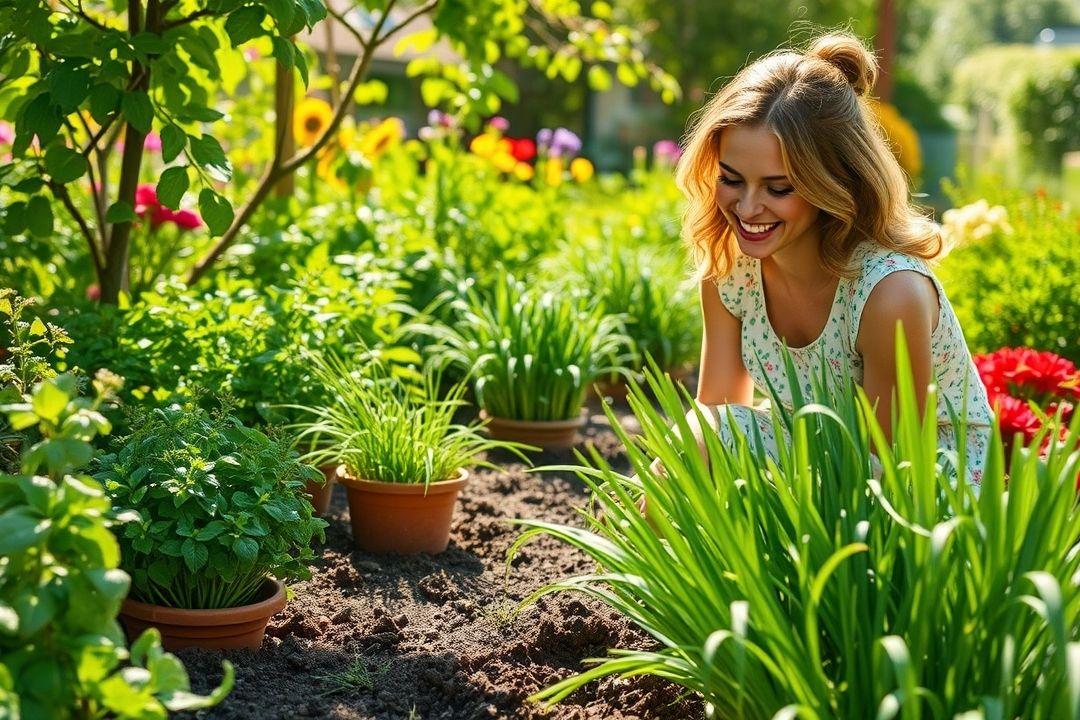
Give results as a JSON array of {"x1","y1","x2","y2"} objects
[{"x1": 675, "y1": 31, "x2": 943, "y2": 282}]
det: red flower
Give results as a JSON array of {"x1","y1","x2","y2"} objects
[
  {"x1": 974, "y1": 347, "x2": 1080, "y2": 403},
  {"x1": 169, "y1": 209, "x2": 202, "y2": 230},
  {"x1": 135, "y1": 183, "x2": 158, "y2": 216},
  {"x1": 86, "y1": 284, "x2": 100, "y2": 301},
  {"x1": 993, "y1": 394, "x2": 1041, "y2": 452},
  {"x1": 132, "y1": 183, "x2": 202, "y2": 231},
  {"x1": 509, "y1": 138, "x2": 536, "y2": 162}
]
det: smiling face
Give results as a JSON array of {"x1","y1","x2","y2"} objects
[{"x1": 715, "y1": 124, "x2": 822, "y2": 260}]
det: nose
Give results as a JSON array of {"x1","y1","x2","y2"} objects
[{"x1": 735, "y1": 188, "x2": 766, "y2": 219}]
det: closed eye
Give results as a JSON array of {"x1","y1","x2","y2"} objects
[{"x1": 718, "y1": 175, "x2": 794, "y2": 196}]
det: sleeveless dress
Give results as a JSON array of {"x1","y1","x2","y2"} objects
[{"x1": 712, "y1": 241, "x2": 994, "y2": 486}]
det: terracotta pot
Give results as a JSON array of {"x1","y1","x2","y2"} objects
[
  {"x1": 303, "y1": 465, "x2": 337, "y2": 516},
  {"x1": 119, "y1": 578, "x2": 286, "y2": 651},
  {"x1": 591, "y1": 377, "x2": 630, "y2": 402},
  {"x1": 336, "y1": 466, "x2": 468, "y2": 554},
  {"x1": 481, "y1": 410, "x2": 585, "y2": 449}
]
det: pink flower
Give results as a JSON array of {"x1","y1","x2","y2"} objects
[
  {"x1": 86, "y1": 284, "x2": 101, "y2": 301},
  {"x1": 489, "y1": 116, "x2": 510, "y2": 132},
  {"x1": 0, "y1": 121, "x2": 13, "y2": 145},
  {"x1": 143, "y1": 132, "x2": 162, "y2": 152},
  {"x1": 135, "y1": 184, "x2": 159, "y2": 216},
  {"x1": 169, "y1": 208, "x2": 202, "y2": 230}
]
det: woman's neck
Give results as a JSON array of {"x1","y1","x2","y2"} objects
[{"x1": 763, "y1": 238, "x2": 835, "y2": 293}]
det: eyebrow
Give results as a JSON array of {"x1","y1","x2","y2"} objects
[{"x1": 719, "y1": 162, "x2": 789, "y2": 181}]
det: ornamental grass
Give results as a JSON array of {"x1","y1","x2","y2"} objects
[
  {"x1": 292, "y1": 348, "x2": 523, "y2": 485},
  {"x1": 424, "y1": 274, "x2": 633, "y2": 421},
  {"x1": 512, "y1": 333, "x2": 1080, "y2": 719}
]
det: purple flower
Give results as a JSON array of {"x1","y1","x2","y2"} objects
[
  {"x1": 549, "y1": 127, "x2": 582, "y2": 158},
  {"x1": 489, "y1": 116, "x2": 509, "y2": 132},
  {"x1": 427, "y1": 109, "x2": 454, "y2": 128},
  {"x1": 536, "y1": 128, "x2": 553, "y2": 150},
  {"x1": 653, "y1": 139, "x2": 682, "y2": 164}
]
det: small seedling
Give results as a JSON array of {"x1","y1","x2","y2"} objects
[{"x1": 314, "y1": 655, "x2": 392, "y2": 698}]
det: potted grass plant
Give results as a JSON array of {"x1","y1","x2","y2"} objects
[
  {"x1": 293, "y1": 349, "x2": 528, "y2": 554},
  {"x1": 542, "y1": 242, "x2": 700, "y2": 402},
  {"x1": 424, "y1": 273, "x2": 633, "y2": 448},
  {"x1": 512, "y1": 334, "x2": 1080, "y2": 718},
  {"x1": 94, "y1": 404, "x2": 327, "y2": 651}
]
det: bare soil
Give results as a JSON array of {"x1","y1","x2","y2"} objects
[{"x1": 177, "y1": 403, "x2": 704, "y2": 720}]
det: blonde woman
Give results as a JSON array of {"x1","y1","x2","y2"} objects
[{"x1": 662, "y1": 31, "x2": 992, "y2": 488}]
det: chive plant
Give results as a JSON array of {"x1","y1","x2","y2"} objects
[
  {"x1": 543, "y1": 241, "x2": 700, "y2": 379},
  {"x1": 292, "y1": 349, "x2": 525, "y2": 485},
  {"x1": 512, "y1": 332, "x2": 1080, "y2": 719},
  {"x1": 424, "y1": 273, "x2": 633, "y2": 421}
]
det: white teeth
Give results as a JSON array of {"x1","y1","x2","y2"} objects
[{"x1": 737, "y1": 217, "x2": 779, "y2": 234}]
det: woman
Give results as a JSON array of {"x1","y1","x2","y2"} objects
[{"x1": 665, "y1": 31, "x2": 992, "y2": 486}]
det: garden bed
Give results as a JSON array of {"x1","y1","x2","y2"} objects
[{"x1": 178, "y1": 404, "x2": 702, "y2": 719}]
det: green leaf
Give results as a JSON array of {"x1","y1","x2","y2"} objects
[
  {"x1": 21, "y1": 93, "x2": 61, "y2": 145},
  {"x1": 616, "y1": 62, "x2": 639, "y2": 87},
  {"x1": 295, "y1": 0, "x2": 326, "y2": 27},
  {"x1": 26, "y1": 195, "x2": 54, "y2": 238},
  {"x1": 47, "y1": 65, "x2": 92, "y2": 112},
  {"x1": 131, "y1": 32, "x2": 167, "y2": 56},
  {"x1": 44, "y1": 145, "x2": 88, "y2": 184},
  {"x1": 233, "y1": 536, "x2": 258, "y2": 562},
  {"x1": 181, "y1": 538, "x2": 208, "y2": 572},
  {"x1": 157, "y1": 166, "x2": 189, "y2": 210},
  {"x1": 262, "y1": 0, "x2": 294, "y2": 29},
  {"x1": 190, "y1": 134, "x2": 232, "y2": 182},
  {"x1": 354, "y1": 79, "x2": 388, "y2": 105},
  {"x1": 198, "y1": 189, "x2": 233, "y2": 236},
  {"x1": 0, "y1": 508, "x2": 49, "y2": 555},
  {"x1": 587, "y1": 65, "x2": 612, "y2": 92},
  {"x1": 86, "y1": 568, "x2": 131, "y2": 603},
  {"x1": 270, "y1": 35, "x2": 293, "y2": 70},
  {"x1": 160, "y1": 124, "x2": 186, "y2": 163},
  {"x1": 29, "y1": 317, "x2": 47, "y2": 337},
  {"x1": 294, "y1": 49, "x2": 309, "y2": 87},
  {"x1": 105, "y1": 201, "x2": 137, "y2": 224},
  {"x1": 88, "y1": 83, "x2": 121, "y2": 124},
  {"x1": 121, "y1": 91, "x2": 154, "y2": 134},
  {"x1": 225, "y1": 6, "x2": 267, "y2": 46}
]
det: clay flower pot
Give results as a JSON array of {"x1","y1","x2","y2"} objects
[
  {"x1": 480, "y1": 410, "x2": 585, "y2": 449},
  {"x1": 119, "y1": 578, "x2": 286, "y2": 651},
  {"x1": 336, "y1": 466, "x2": 468, "y2": 554},
  {"x1": 303, "y1": 464, "x2": 337, "y2": 516}
]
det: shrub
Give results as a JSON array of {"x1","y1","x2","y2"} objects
[
  {"x1": 0, "y1": 374, "x2": 231, "y2": 718},
  {"x1": 513, "y1": 338, "x2": 1080, "y2": 718},
  {"x1": 293, "y1": 350, "x2": 524, "y2": 485},
  {"x1": 94, "y1": 404, "x2": 326, "y2": 609},
  {"x1": 935, "y1": 178, "x2": 1080, "y2": 363},
  {"x1": 425, "y1": 274, "x2": 633, "y2": 421}
]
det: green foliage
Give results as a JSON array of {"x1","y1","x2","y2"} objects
[
  {"x1": 55, "y1": 264, "x2": 409, "y2": 427},
  {"x1": 936, "y1": 175, "x2": 1080, "y2": 362},
  {"x1": 513, "y1": 337, "x2": 1080, "y2": 718},
  {"x1": 0, "y1": 374, "x2": 231, "y2": 719},
  {"x1": 951, "y1": 45, "x2": 1080, "y2": 176},
  {"x1": 541, "y1": 241, "x2": 700, "y2": 377},
  {"x1": 424, "y1": 273, "x2": 633, "y2": 421},
  {"x1": 293, "y1": 349, "x2": 524, "y2": 485},
  {"x1": 94, "y1": 403, "x2": 327, "y2": 610}
]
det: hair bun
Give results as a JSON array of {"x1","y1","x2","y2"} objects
[{"x1": 808, "y1": 33, "x2": 878, "y2": 97}]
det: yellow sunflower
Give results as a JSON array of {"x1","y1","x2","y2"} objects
[
  {"x1": 359, "y1": 117, "x2": 405, "y2": 160},
  {"x1": 294, "y1": 97, "x2": 333, "y2": 147}
]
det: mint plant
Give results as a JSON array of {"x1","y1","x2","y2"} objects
[
  {"x1": 0, "y1": 373, "x2": 231, "y2": 719},
  {"x1": 94, "y1": 404, "x2": 327, "y2": 609}
]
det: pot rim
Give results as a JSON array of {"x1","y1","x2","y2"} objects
[
  {"x1": 335, "y1": 465, "x2": 469, "y2": 494},
  {"x1": 479, "y1": 410, "x2": 585, "y2": 429},
  {"x1": 120, "y1": 577, "x2": 285, "y2": 626}
]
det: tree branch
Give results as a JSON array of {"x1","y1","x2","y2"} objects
[
  {"x1": 186, "y1": 0, "x2": 413, "y2": 285},
  {"x1": 48, "y1": 180, "x2": 104, "y2": 278},
  {"x1": 161, "y1": 7, "x2": 212, "y2": 31},
  {"x1": 374, "y1": 0, "x2": 440, "y2": 47}
]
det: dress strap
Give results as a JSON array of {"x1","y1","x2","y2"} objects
[
  {"x1": 715, "y1": 253, "x2": 756, "y2": 320},
  {"x1": 846, "y1": 246, "x2": 935, "y2": 352}
]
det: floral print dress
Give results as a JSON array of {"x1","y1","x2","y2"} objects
[{"x1": 712, "y1": 241, "x2": 993, "y2": 486}]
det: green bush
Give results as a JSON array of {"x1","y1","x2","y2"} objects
[
  {"x1": 513, "y1": 340, "x2": 1080, "y2": 718},
  {"x1": 94, "y1": 404, "x2": 326, "y2": 609},
  {"x1": 935, "y1": 175, "x2": 1080, "y2": 362},
  {"x1": 0, "y1": 374, "x2": 231, "y2": 718},
  {"x1": 56, "y1": 263, "x2": 410, "y2": 428},
  {"x1": 952, "y1": 45, "x2": 1080, "y2": 177}
]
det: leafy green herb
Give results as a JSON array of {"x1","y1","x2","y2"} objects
[
  {"x1": 0, "y1": 374, "x2": 231, "y2": 718},
  {"x1": 95, "y1": 404, "x2": 327, "y2": 609}
]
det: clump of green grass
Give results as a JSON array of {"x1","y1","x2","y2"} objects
[
  {"x1": 292, "y1": 349, "x2": 528, "y2": 484},
  {"x1": 424, "y1": 272, "x2": 633, "y2": 421},
  {"x1": 315, "y1": 656, "x2": 392, "y2": 698},
  {"x1": 512, "y1": 331, "x2": 1080, "y2": 718}
]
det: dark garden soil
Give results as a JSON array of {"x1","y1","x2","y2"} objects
[{"x1": 178, "y1": 401, "x2": 705, "y2": 720}]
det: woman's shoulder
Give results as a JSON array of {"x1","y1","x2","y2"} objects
[
  {"x1": 849, "y1": 242, "x2": 931, "y2": 286},
  {"x1": 714, "y1": 252, "x2": 758, "y2": 319}
]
